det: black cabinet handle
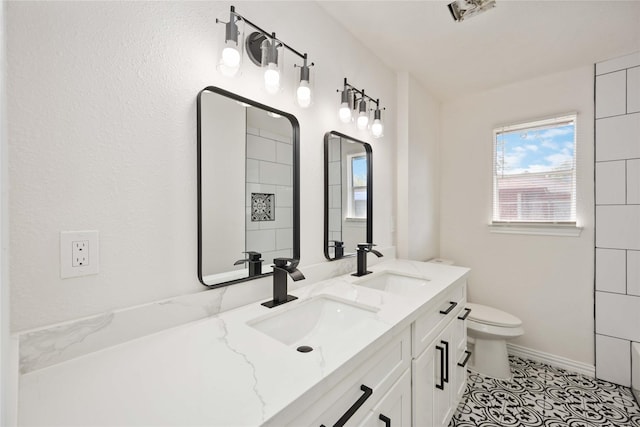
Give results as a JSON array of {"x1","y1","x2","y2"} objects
[
  {"x1": 457, "y1": 307, "x2": 471, "y2": 320},
  {"x1": 326, "y1": 384, "x2": 373, "y2": 427},
  {"x1": 439, "y1": 301, "x2": 457, "y2": 315},
  {"x1": 435, "y1": 345, "x2": 445, "y2": 390},
  {"x1": 458, "y1": 350, "x2": 472, "y2": 367},
  {"x1": 441, "y1": 340, "x2": 449, "y2": 383},
  {"x1": 379, "y1": 414, "x2": 391, "y2": 427}
]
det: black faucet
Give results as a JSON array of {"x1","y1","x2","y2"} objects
[
  {"x1": 352, "y1": 243, "x2": 383, "y2": 277},
  {"x1": 261, "y1": 258, "x2": 305, "y2": 308},
  {"x1": 234, "y1": 251, "x2": 263, "y2": 277},
  {"x1": 330, "y1": 240, "x2": 345, "y2": 259}
]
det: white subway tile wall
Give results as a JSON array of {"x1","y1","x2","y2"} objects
[
  {"x1": 596, "y1": 71, "x2": 627, "y2": 118},
  {"x1": 628, "y1": 250, "x2": 640, "y2": 296},
  {"x1": 245, "y1": 128, "x2": 294, "y2": 261},
  {"x1": 595, "y1": 52, "x2": 640, "y2": 387},
  {"x1": 596, "y1": 334, "x2": 633, "y2": 387},
  {"x1": 595, "y1": 161, "x2": 627, "y2": 205},
  {"x1": 595, "y1": 248, "x2": 627, "y2": 294},
  {"x1": 628, "y1": 67, "x2": 640, "y2": 114}
]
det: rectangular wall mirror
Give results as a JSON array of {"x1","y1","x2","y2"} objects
[
  {"x1": 198, "y1": 87, "x2": 300, "y2": 288},
  {"x1": 324, "y1": 131, "x2": 372, "y2": 260}
]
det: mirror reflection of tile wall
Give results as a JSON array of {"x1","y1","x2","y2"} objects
[{"x1": 245, "y1": 123, "x2": 294, "y2": 264}]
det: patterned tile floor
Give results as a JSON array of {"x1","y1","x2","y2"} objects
[{"x1": 450, "y1": 356, "x2": 640, "y2": 427}]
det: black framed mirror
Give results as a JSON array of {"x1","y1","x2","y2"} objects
[
  {"x1": 198, "y1": 87, "x2": 300, "y2": 288},
  {"x1": 324, "y1": 131, "x2": 372, "y2": 260}
]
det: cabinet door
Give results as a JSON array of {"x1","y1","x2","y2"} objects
[
  {"x1": 358, "y1": 369, "x2": 411, "y2": 427},
  {"x1": 434, "y1": 326, "x2": 454, "y2": 427},
  {"x1": 454, "y1": 309, "x2": 471, "y2": 401},
  {"x1": 413, "y1": 323, "x2": 457, "y2": 427},
  {"x1": 412, "y1": 335, "x2": 436, "y2": 427}
]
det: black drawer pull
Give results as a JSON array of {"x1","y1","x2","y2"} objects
[
  {"x1": 439, "y1": 301, "x2": 457, "y2": 315},
  {"x1": 458, "y1": 350, "x2": 472, "y2": 367},
  {"x1": 329, "y1": 384, "x2": 373, "y2": 427},
  {"x1": 379, "y1": 414, "x2": 391, "y2": 427},
  {"x1": 457, "y1": 307, "x2": 471, "y2": 320},
  {"x1": 435, "y1": 345, "x2": 445, "y2": 390},
  {"x1": 441, "y1": 340, "x2": 449, "y2": 383}
]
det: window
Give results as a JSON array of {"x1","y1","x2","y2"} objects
[
  {"x1": 347, "y1": 154, "x2": 367, "y2": 218},
  {"x1": 492, "y1": 115, "x2": 577, "y2": 225}
]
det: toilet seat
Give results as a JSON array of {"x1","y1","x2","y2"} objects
[{"x1": 466, "y1": 303, "x2": 522, "y2": 328}]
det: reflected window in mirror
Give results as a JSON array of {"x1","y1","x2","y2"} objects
[
  {"x1": 197, "y1": 87, "x2": 300, "y2": 288},
  {"x1": 324, "y1": 131, "x2": 372, "y2": 261}
]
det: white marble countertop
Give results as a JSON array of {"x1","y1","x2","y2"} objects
[{"x1": 18, "y1": 259, "x2": 469, "y2": 426}]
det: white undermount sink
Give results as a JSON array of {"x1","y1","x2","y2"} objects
[
  {"x1": 354, "y1": 271, "x2": 430, "y2": 296},
  {"x1": 248, "y1": 296, "x2": 379, "y2": 351}
]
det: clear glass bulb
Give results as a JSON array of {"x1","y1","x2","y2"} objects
[
  {"x1": 296, "y1": 80, "x2": 311, "y2": 108},
  {"x1": 371, "y1": 119, "x2": 383, "y2": 138},
  {"x1": 357, "y1": 112, "x2": 369, "y2": 130},
  {"x1": 264, "y1": 63, "x2": 280, "y2": 94},
  {"x1": 339, "y1": 103, "x2": 352, "y2": 123}
]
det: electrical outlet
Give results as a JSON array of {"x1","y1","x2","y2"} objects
[
  {"x1": 72, "y1": 240, "x2": 89, "y2": 267},
  {"x1": 61, "y1": 231, "x2": 99, "y2": 278}
]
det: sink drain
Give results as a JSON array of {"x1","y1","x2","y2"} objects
[{"x1": 296, "y1": 345, "x2": 313, "y2": 353}]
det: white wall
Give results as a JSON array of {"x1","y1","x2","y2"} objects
[
  {"x1": 7, "y1": 1, "x2": 397, "y2": 332},
  {"x1": 440, "y1": 66, "x2": 595, "y2": 365},
  {"x1": 396, "y1": 73, "x2": 441, "y2": 261},
  {"x1": 1, "y1": 1, "x2": 11, "y2": 423}
]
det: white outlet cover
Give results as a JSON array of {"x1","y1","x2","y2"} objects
[{"x1": 60, "y1": 230, "x2": 99, "y2": 278}]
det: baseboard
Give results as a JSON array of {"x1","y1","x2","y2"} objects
[{"x1": 507, "y1": 343, "x2": 595, "y2": 377}]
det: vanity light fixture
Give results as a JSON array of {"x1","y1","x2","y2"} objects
[
  {"x1": 216, "y1": 6, "x2": 243, "y2": 77},
  {"x1": 448, "y1": 0, "x2": 496, "y2": 22},
  {"x1": 337, "y1": 78, "x2": 385, "y2": 138},
  {"x1": 356, "y1": 97, "x2": 369, "y2": 130},
  {"x1": 216, "y1": 6, "x2": 315, "y2": 107},
  {"x1": 295, "y1": 54, "x2": 313, "y2": 108},
  {"x1": 371, "y1": 106, "x2": 385, "y2": 138}
]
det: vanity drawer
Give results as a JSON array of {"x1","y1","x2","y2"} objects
[
  {"x1": 287, "y1": 328, "x2": 411, "y2": 427},
  {"x1": 412, "y1": 280, "x2": 466, "y2": 357}
]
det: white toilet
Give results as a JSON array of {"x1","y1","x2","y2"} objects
[{"x1": 466, "y1": 302, "x2": 524, "y2": 380}]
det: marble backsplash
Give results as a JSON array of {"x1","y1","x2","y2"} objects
[{"x1": 17, "y1": 247, "x2": 395, "y2": 374}]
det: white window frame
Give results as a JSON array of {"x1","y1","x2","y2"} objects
[{"x1": 489, "y1": 114, "x2": 582, "y2": 237}]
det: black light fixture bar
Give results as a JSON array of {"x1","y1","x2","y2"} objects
[
  {"x1": 342, "y1": 78, "x2": 380, "y2": 108},
  {"x1": 219, "y1": 5, "x2": 308, "y2": 61}
]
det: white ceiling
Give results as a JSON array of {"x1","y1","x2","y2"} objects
[{"x1": 317, "y1": 0, "x2": 640, "y2": 101}]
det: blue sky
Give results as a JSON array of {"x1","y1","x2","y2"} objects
[{"x1": 496, "y1": 124, "x2": 575, "y2": 175}]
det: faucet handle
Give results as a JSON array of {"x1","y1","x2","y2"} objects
[
  {"x1": 243, "y1": 251, "x2": 262, "y2": 261},
  {"x1": 273, "y1": 257, "x2": 299, "y2": 269},
  {"x1": 330, "y1": 240, "x2": 344, "y2": 248},
  {"x1": 357, "y1": 242, "x2": 376, "y2": 250}
]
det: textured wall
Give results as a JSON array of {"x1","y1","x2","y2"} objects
[
  {"x1": 440, "y1": 66, "x2": 595, "y2": 365},
  {"x1": 7, "y1": 1, "x2": 398, "y2": 332}
]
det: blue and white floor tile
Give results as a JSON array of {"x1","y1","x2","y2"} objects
[{"x1": 450, "y1": 355, "x2": 640, "y2": 427}]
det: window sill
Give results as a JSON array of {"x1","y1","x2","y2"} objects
[{"x1": 488, "y1": 223, "x2": 583, "y2": 237}]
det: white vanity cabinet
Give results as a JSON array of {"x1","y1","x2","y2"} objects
[
  {"x1": 412, "y1": 279, "x2": 468, "y2": 427},
  {"x1": 357, "y1": 369, "x2": 412, "y2": 427},
  {"x1": 285, "y1": 328, "x2": 411, "y2": 427}
]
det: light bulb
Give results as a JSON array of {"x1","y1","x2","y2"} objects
[
  {"x1": 296, "y1": 80, "x2": 311, "y2": 108},
  {"x1": 264, "y1": 63, "x2": 280, "y2": 94},
  {"x1": 339, "y1": 102, "x2": 352, "y2": 123},
  {"x1": 219, "y1": 43, "x2": 241, "y2": 77},
  {"x1": 371, "y1": 119, "x2": 383, "y2": 138},
  {"x1": 357, "y1": 113, "x2": 369, "y2": 130}
]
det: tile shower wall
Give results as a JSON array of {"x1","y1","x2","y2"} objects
[
  {"x1": 327, "y1": 135, "x2": 342, "y2": 245},
  {"x1": 245, "y1": 125, "x2": 293, "y2": 263},
  {"x1": 595, "y1": 51, "x2": 640, "y2": 388}
]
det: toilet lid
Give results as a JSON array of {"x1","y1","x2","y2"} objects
[{"x1": 466, "y1": 303, "x2": 522, "y2": 328}]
